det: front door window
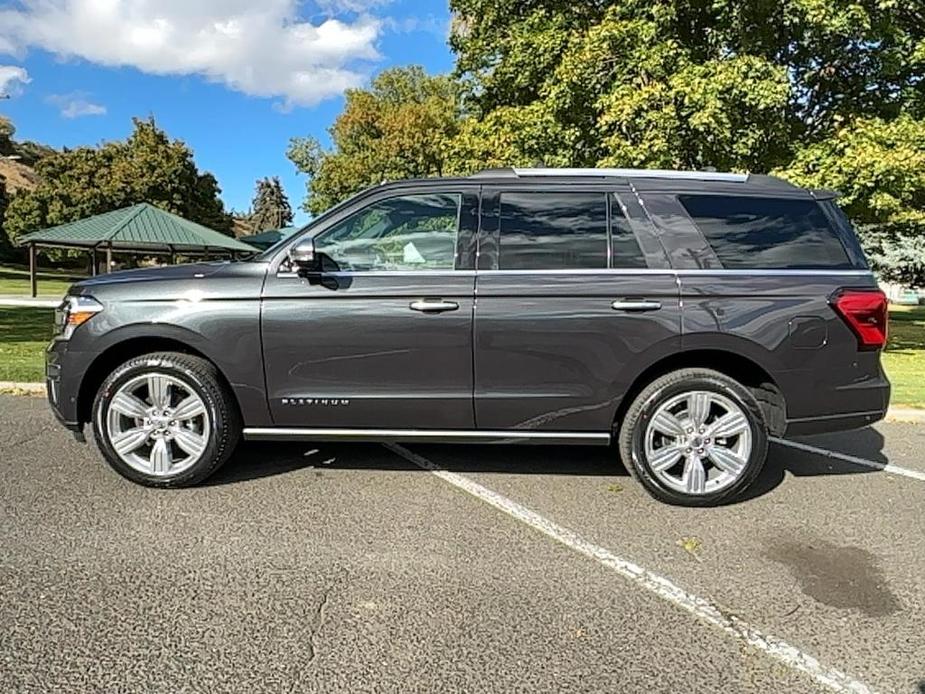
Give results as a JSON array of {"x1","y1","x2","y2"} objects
[{"x1": 316, "y1": 193, "x2": 461, "y2": 272}]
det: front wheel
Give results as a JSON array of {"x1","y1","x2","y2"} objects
[
  {"x1": 618, "y1": 368, "x2": 769, "y2": 506},
  {"x1": 92, "y1": 352, "x2": 241, "y2": 487}
]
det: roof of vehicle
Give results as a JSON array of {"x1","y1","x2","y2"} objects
[{"x1": 377, "y1": 167, "x2": 803, "y2": 194}]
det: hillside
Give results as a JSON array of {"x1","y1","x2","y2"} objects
[{"x1": 0, "y1": 157, "x2": 40, "y2": 193}]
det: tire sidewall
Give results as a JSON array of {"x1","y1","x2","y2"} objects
[
  {"x1": 628, "y1": 374, "x2": 768, "y2": 506},
  {"x1": 93, "y1": 355, "x2": 224, "y2": 487}
]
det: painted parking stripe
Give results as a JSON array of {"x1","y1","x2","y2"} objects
[
  {"x1": 384, "y1": 443, "x2": 876, "y2": 694},
  {"x1": 772, "y1": 437, "x2": 925, "y2": 483}
]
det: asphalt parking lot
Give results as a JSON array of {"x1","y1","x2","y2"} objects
[{"x1": 1, "y1": 394, "x2": 924, "y2": 693}]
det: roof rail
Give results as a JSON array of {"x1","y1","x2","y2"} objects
[{"x1": 471, "y1": 167, "x2": 749, "y2": 183}]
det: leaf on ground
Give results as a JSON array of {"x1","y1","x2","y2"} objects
[{"x1": 678, "y1": 536, "x2": 704, "y2": 562}]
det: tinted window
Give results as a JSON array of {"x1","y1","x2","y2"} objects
[
  {"x1": 499, "y1": 193, "x2": 607, "y2": 270},
  {"x1": 610, "y1": 197, "x2": 648, "y2": 269},
  {"x1": 679, "y1": 195, "x2": 851, "y2": 269},
  {"x1": 316, "y1": 193, "x2": 460, "y2": 271}
]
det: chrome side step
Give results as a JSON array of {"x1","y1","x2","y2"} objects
[{"x1": 242, "y1": 428, "x2": 611, "y2": 446}]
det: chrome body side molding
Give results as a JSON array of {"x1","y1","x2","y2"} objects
[{"x1": 243, "y1": 428, "x2": 612, "y2": 446}]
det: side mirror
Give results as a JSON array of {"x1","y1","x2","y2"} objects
[{"x1": 288, "y1": 239, "x2": 320, "y2": 273}]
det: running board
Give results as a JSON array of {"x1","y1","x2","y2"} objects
[{"x1": 242, "y1": 428, "x2": 611, "y2": 446}]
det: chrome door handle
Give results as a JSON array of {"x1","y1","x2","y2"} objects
[
  {"x1": 410, "y1": 299, "x2": 459, "y2": 313},
  {"x1": 611, "y1": 300, "x2": 662, "y2": 312}
]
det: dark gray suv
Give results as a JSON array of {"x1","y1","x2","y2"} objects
[{"x1": 46, "y1": 168, "x2": 890, "y2": 505}]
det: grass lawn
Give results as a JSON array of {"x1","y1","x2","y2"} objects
[
  {"x1": 883, "y1": 305, "x2": 925, "y2": 408},
  {"x1": 0, "y1": 303, "x2": 922, "y2": 408},
  {"x1": 0, "y1": 306, "x2": 54, "y2": 383},
  {"x1": 0, "y1": 263, "x2": 86, "y2": 297}
]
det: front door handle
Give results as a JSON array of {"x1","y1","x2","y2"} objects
[
  {"x1": 410, "y1": 299, "x2": 459, "y2": 313},
  {"x1": 611, "y1": 299, "x2": 662, "y2": 312}
]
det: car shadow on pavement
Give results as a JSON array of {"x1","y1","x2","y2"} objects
[
  {"x1": 210, "y1": 427, "x2": 890, "y2": 503},
  {"x1": 738, "y1": 426, "x2": 888, "y2": 503}
]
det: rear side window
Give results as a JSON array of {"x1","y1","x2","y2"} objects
[
  {"x1": 499, "y1": 192, "x2": 608, "y2": 270},
  {"x1": 679, "y1": 195, "x2": 852, "y2": 269}
]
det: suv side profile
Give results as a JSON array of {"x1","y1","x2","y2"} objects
[{"x1": 46, "y1": 168, "x2": 890, "y2": 505}]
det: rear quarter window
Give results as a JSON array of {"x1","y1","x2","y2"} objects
[{"x1": 678, "y1": 195, "x2": 853, "y2": 269}]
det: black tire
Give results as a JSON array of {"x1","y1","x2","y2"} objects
[
  {"x1": 617, "y1": 368, "x2": 768, "y2": 506},
  {"x1": 92, "y1": 352, "x2": 241, "y2": 487}
]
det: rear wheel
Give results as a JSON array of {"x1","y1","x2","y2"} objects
[
  {"x1": 92, "y1": 352, "x2": 241, "y2": 487},
  {"x1": 618, "y1": 368, "x2": 768, "y2": 506}
]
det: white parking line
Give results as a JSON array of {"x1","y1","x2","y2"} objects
[
  {"x1": 772, "y1": 437, "x2": 925, "y2": 483},
  {"x1": 384, "y1": 442, "x2": 876, "y2": 694}
]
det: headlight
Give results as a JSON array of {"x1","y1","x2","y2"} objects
[{"x1": 55, "y1": 295, "x2": 104, "y2": 340}]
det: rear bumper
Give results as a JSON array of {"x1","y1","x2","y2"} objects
[
  {"x1": 781, "y1": 363, "x2": 890, "y2": 436},
  {"x1": 784, "y1": 408, "x2": 887, "y2": 436}
]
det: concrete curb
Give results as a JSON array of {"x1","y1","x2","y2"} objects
[
  {"x1": 1, "y1": 380, "x2": 923, "y2": 423},
  {"x1": 885, "y1": 407, "x2": 925, "y2": 423},
  {"x1": 0, "y1": 382, "x2": 46, "y2": 396},
  {"x1": 0, "y1": 298, "x2": 60, "y2": 308}
]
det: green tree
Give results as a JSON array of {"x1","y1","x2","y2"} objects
[
  {"x1": 288, "y1": 66, "x2": 462, "y2": 215},
  {"x1": 4, "y1": 117, "x2": 232, "y2": 243},
  {"x1": 249, "y1": 177, "x2": 293, "y2": 231},
  {"x1": 0, "y1": 176, "x2": 11, "y2": 260},
  {"x1": 447, "y1": 0, "x2": 925, "y2": 279},
  {"x1": 779, "y1": 115, "x2": 925, "y2": 285}
]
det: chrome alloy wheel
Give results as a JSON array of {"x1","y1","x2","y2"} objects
[
  {"x1": 104, "y1": 373, "x2": 210, "y2": 477},
  {"x1": 643, "y1": 390, "x2": 752, "y2": 495}
]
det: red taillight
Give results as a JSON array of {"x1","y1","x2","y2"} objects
[{"x1": 831, "y1": 289, "x2": 888, "y2": 350}]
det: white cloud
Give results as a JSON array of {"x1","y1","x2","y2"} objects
[
  {"x1": 313, "y1": 0, "x2": 391, "y2": 13},
  {"x1": 0, "y1": 64, "x2": 30, "y2": 95},
  {"x1": 47, "y1": 92, "x2": 107, "y2": 118},
  {"x1": 0, "y1": 1, "x2": 383, "y2": 108}
]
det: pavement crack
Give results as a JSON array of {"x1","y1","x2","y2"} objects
[
  {"x1": 305, "y1": 584, "x2": 332, "y2": 667},
  {"x1": 290, "y1": 568, "x2": 348, "y2": 691}
]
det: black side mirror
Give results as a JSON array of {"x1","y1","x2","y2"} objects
[{"x1": 288, "y1": 239, "x2": 320, "y2": 274}]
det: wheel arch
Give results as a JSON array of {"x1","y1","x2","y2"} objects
[
  {"x1": 613, "y1": 349, "x2": 787, "y2": 436},
  {"x1": 77, "y1": 335, "x2": 241, "y2": 427}
]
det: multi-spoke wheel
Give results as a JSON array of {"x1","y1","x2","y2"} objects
[
  {"x1": 618, "y1": 368, "x2": 769, "y2": 506},
  {"x1": 93, "y1": 352, "x2": 241, "y2": 487}
]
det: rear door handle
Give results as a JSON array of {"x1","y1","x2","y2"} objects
[
  {"x1": 611, "y1": 300, "x2": 662, "y2": 312},
  {"x1": 410, "y1": 299, "x2": 459, "y2": 313}
]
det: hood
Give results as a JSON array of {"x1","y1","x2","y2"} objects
[
  {"x1": 73, "y1": 261, "x2": 235, "y2": 289},
  {"x1": 69, "y1": 260, "x2": 270, "y2": 302}
]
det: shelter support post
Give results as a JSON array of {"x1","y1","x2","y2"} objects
[
  {"x1": 106, "y1": 244, "x2": 113, "y2": 274},
  {"x1": 90, "y1": 248, "x2": 98, "y2": 276},
  {"x1": 29, "y1": 243, "x2": 37, "y2": 298}
]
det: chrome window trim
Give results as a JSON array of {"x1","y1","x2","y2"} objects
[
  {"x1": 474, "y1": 268, "x2": 873, "y2": 277},
  {"x1": 275, "y1": 268, "x2": 873, "y2": 278}
]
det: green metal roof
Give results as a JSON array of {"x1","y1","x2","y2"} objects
[
  {"x1": 18, "y1": 203, "x2": 256, "y2": 253},
  {"x1": 240, "y1": 227, "x2": 296, "y2": 249}
]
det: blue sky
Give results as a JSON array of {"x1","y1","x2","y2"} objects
[{"x1": 0, "y1": 1, "x2": 455, "y2": 224}]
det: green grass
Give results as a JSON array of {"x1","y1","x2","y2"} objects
[
  {"x1": 0, "y1": 307, "x2": 54, "y2": 382},
  {"x1": 883, "y1": 305, "x2": 925, "y2": 408},
  {"x1": 0, "y1": 263, "x2": 86, "y2": 297},
  {"x1": 0, "y1": 303, "x2": 922, "y2": 408}
]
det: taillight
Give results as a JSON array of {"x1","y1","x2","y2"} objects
[{"x1": 830, "y1": 289, "x2": 888, "y2": 350}]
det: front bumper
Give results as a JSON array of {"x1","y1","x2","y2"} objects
[{"x1": 46, "y1": 338, "x2": 84, "y2": 434}]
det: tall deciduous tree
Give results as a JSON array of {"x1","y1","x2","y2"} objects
[
  {"x1": 0, "y1": 176, "x2": 11, "y2": 260},
  {"x1": 449, "y1": 0, "x2": 925, "y2": 284},
  {"x1": 288, "y1": 66, "x2": 462, "y2": 215},
  {"x1": 3, "y1": 117, "x2": 232, "y2": 242},
  {"x1": 249, "y1": 177, "x2": 293, "y2": 231}
]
